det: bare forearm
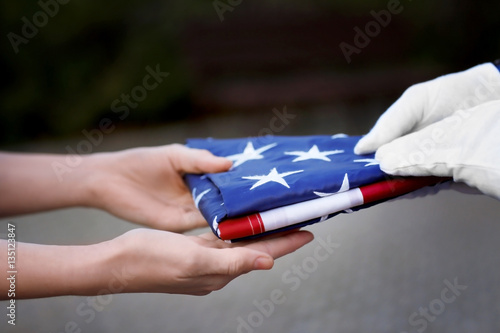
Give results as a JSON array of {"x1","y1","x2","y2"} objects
[
  {"x1": 0, "y1": 228, "x2": 314, "y2": 299},
  {"x1": 0, "y1": 152, "x2": 94, "y2": 217},
  {"x1": 0, "y1": 239, "x2": 118, "y2": 299},
  {"x1": 0, "y1": 146, "x2": 235, "y2": 231}
]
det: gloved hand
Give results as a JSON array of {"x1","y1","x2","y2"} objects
[
  {"x1": 355, "y1": 62, "x2": 500, "y2": 154},
  {"x1": 375, "y1": 100, "x2": 500, "y2": 199},
  {"x1": 354, "y1": 63, "x2": 500, "y2": 200}
]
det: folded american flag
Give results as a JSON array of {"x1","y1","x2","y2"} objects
[{"x1": 185, "y1": 135, "x2": 444, "y2": 242}]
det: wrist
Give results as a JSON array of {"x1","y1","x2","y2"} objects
[
  {"x1": 57, "y1": 241, "x2": 117, "y2": 297},
  {"x1": 104, "y1": 230, "x2": 146, "y2": 293},
  {"x1": 69, "y1": 239, "x2": 131, "y2": 296},
  {"x1": 14, "y1": 239, "x2": 120, "y2": 298},
  {"x1": 74, "y1": 152, "x2": 116, "y2": 210}
]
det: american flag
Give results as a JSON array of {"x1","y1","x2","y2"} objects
[{"x1": 184, "y1": 135, "x2": 442, "y2": 241}]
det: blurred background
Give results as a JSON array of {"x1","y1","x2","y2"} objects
[
  {"x1": 1, "y1": 1, "x2": 500, "y2": 332},
  {"x1": 1, "y1": 0, "x2": 499, "y2": 147}
]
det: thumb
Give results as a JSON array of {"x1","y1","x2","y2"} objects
[
  {"x1": 374, "y1": 123, "x2": 453, "y2": 178},
  {"x1": 355, "y1": 83, "x2": 428, "y2": 155},
  {"x1": 208, "y1": 248, "x2": 274, "y2": 276},
  {"x1": 169, "y1": 144, "x2": 232, "y2": 174}
]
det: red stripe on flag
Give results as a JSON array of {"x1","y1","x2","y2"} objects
[
  {"x1": 360, "y1": 176, "x2": 447, "y2": 203},
  {"x1": 218, "y1": 213, "x2": 263, "y2": 240}
]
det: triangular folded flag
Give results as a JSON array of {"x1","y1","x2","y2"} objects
[{"x1": 184, "y1": 135, "x2": 445, "y2": 242}]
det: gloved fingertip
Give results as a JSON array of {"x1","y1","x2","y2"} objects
[
  {"x1": 354, "y1": 144, "x2": 369, "y2": 155},
  {"x1": 354, "y1": 137, "x2": 375, "y2": 155},
  {"x1": 375, "y1": 145, "x2": 404, "y2": 174}
]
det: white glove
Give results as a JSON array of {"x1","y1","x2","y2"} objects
[
  {"x1": 355, "y1": 62, "x2": 500, "y2": 154},
  {"x1": 369, "y1": 100, "x2": 500, "y2": 199},
  {"x1": 354, "y1": 63, "x2": 500, "y2": 200}
]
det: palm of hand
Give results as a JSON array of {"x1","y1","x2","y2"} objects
[{"x1": 90, "y1": 146, "x2": 214, "y2": 232}]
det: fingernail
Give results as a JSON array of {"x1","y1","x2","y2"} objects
[{"x1": 254, "y1": 256, "x2": 273, "y2": 270}]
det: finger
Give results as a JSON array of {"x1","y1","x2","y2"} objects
[
  {"x1": 196, "y1": 230, "x2": 314, "y2": 277},
  {"x1": 152, "y1": 204, "x2": 207, "y2": 232},
  {"x1": 196, "y1": 229, "x2": 307, "y2": 247},
  {"x1": 354, "y1": 83, "x2": 428, "y2": 155},
  {"x1": 201, "y1": 246, "x2": 275, "y2": 277},
  {"x1": 109, "y1": 192, "x2": 207, "y2": 232},
  {"x1": 168, "y1": 144, "x2": 232, "y2": 174},
  {"x1": 242, "y1": 230, "x2": 314, "y2": 260},
  {"x1": 196, "y1": 232, "x2": 221, "y2": 242},
  {"x1": 179, "y1": 207, "x2": 211, "y2": 230},
  {"x1": 375, "y1": 121, "x2": 454, "y2": 178}
]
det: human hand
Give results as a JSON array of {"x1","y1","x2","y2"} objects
[
  {"x1": 369, "y1": 100, "x2": 500, "y2": 200},
  {"x1": 7, "y1": 228, "x2": 313, "y2": 299},
  {"x1": 84, "y1": 144, "x2": 232, "y2": 232},
  {"x1": 355, "y1": 62, "x2": 500, "y2": 154},
  {"x1": 100, "y1": 228, "x2": 314, "y2": 296}
]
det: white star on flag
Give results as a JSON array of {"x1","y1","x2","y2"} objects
[
  {"x1": 313, "y1": 173, "x2": 354, "y2": 220},
  {"x1": 354, "y1": 158, "x2": 379, "y2": 167},
  {"x1": 313, "y1": 173, "x2": 350, "y2": 197},
  {"x1": 212, "y1": 216, "x2": 218, "y2": 232},
  {"x1": 331, "y1": 133, "x2": 348, "y2": 139},
  {"x1": 284, "y1": 145, "x2": 344, "y2": 162},
  {"x1": 242, "y1": 168, "x2": 304, "y2": 190},
  {"x1": 225, "y1": 142, "x2": 277, "y2": 168},
  {"x1": 193, "y1": 188, "x2": 211, "y2": 208}
]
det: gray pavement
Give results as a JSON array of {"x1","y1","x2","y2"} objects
[{"x1": 1, "y1": 106, "x2": 499, "y2": 332}]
